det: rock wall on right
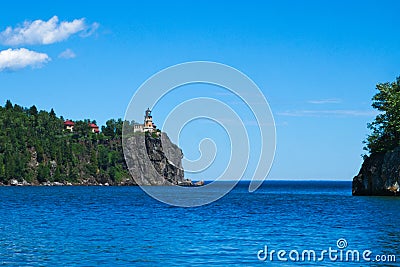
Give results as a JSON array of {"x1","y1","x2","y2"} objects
[{"x1": 352, "y1": 147, "x2": 400, "y2": 196}]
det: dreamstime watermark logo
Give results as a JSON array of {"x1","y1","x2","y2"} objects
[
  {"x1": 122, "y1": 61, "x2": 276, "y2": 207},
  {"x1": 257, "y1": 238, "x2": 396, "y2": 263}
]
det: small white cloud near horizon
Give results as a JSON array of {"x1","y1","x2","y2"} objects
[
  {"x1": 0, "y1": 48, "x2": 50, "y2": 71},
  {"x1": 308, "y1": 98, "x2": 342, "y2": 104},
  {"x1": 58, "y1": 48, "x2": 76, "y2": 59},
  {"x1": 0, "y1": 16, "x2": 99, "y2": 45}
]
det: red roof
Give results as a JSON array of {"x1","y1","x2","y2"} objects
[
  {"x1": 89, "y1": 123, "x2": 100, "y2": 133},
  {"x1": 64, "y1": 120, "x2": 74, "y2": 126}
]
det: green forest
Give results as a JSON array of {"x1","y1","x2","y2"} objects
[{"x1": 0, "y1": 100, "x2": 131, "y2": 185}]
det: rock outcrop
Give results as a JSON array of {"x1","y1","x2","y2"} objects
[
  {"x1": 123, "y1": 133, "x2": 184, "y2": 185},
  {"x1": 352, "y1": 147, "x2": 400, "y2": 196}
]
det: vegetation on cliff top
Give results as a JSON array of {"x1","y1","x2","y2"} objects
[
  {"x1": 0, "y1": 100, "x2": 130, "y2": 185},
  {"x1": 365, "y1": 76, "x2": 400, "y2": 154}
]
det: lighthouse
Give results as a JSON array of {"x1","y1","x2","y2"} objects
[
  {"x1": 143, "y1": 108, "x2": 155, "y2": 133},
  {"x1": 133, "y1": 108, "x2": 158, "y2": 133}
]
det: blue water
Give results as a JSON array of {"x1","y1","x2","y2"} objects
[{"x1": 0, "y1": 181, "x2": 399, "y2": 266}]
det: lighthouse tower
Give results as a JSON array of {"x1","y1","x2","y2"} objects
[{"x1": 144, "y1": 108, "x2": 155, "y2": 133}]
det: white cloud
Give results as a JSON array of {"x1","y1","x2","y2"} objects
[
  {"x1": 58, "y1": 48, "x2": 76, "y2": 59},
  {"x1": 307, "y1": 98, "x2": 342, "y2": 104},
  {"x1": 0, "y1": 16, "x2": 99, "y2": 45},
  {"x1": 0, "y1": 48, "x2": 50, "y2": 71},
  {"x1": 277, "y1": 109, "x2": 378, "y2": 117}
]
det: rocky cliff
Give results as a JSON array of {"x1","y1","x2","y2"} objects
[
  {"x1": 123, "y1": 133, "x2": 184, "y2": 185},
  {"x1": 352, "y1": 147, "x2": 400, "y2": 196}
]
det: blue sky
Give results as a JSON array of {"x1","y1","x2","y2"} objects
[{"x1": 0, "y1": 1, "x2": 399, "y2": 181}]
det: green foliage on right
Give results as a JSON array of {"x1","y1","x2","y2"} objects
[{"x1": 365, "y1": 76, "x2": 400, "y2": 153}]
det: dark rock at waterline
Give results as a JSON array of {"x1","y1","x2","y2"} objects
[
  {"x1": 177, "y1": 179, "x2": 204, "y2": 187},
  {"x1": 352, "y1": 147, "x2": 400, "y2": 196}
]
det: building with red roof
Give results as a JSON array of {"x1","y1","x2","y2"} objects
[
  {"x1": 89, "y1": 123, "x2": 100, "y2": 133},
  {"x1": 64, "y1": 120, "x2": 75, "y2": 132},
  {"x1": 64, "y1": 120, "x2": 100, "y2": 134}
]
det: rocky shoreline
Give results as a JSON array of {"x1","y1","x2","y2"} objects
[
  {"x1": 2, "y1": 178, "x2": 205, "y2": 187},
  {"x1": 2, "y1": 178, "x2": 138, "y2": 186}
]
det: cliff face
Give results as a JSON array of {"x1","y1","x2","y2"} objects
[
  {"x1": 352, "y1": 147, "x2": 400, "y2": 196},
  {"x1": 123, "y1": 133, "x2": 184, "y2": 185}
]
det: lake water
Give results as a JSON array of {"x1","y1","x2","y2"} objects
[{"x1": 0, "y1": 181, "x2": 399, "y2": 266}]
